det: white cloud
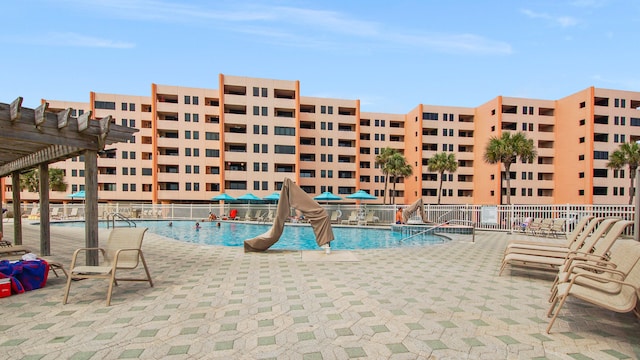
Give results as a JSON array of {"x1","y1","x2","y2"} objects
[
  {"x1": 46, "y1": 32, "x2": 135, "y2": 48},
  {"x1": 58, "y1": 0, "x2": 511, "y2": 55},
  {"x1": 521, "y1": 9, "x2": 579, "y2": 28},
  {"x1": 0, "y1": 32, "x2": 134, "y2": 49}
]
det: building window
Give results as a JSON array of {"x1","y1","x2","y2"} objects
[
  {"x1": 253, "y1": 144, "x2": 259, "y2": 153},
  {"x1": 185, "y1": 165, "x2": 192, "y2": 174},
  {"x1": 185, "y1": 95, "x2": 191, "y2": 104},
  {"x1": 253, "y1": 106, "x2": 259, "y2": 116},
  {"x1": 185, "y1": 130, "x2": 191, "y2": 140},
  {"x1": 193, "y1": 96, "x2": 198, "y2": 105},
  {"x1": 262, "y1": 125, "x2": 268, "y2": 135},
  {"x1": 121, "y1": 102, "x2": 127, "y2": 111},
  {"x1": 193, "y1": 114, "x2": 199, "y2": 122},
  {"x1": 262, "y1": 144, "x2": 268, "y2": 153},
  {"x1": 262, "y1": 87, "x2": 268, "y2": 97},
  {"x1": 253, "y1": 87, "x2": 259, "y2": 96},
  {"x1": 185, "y1": 113, "x2": 191, "y2": 122},
  {"x1": 262, "y1": 107, "x2": 268, "y2": 116},
  {"x1": 321, "y1": 106, "x2": 326, "y2": 114},
  {"x1": 253, "y1": 125, "x2": 259, "y2": 134},
  {"x1": 328, "y1": 106, "x2": 333, "y2": 114},
  {"x1": 254, "y1": 181, "x2": 260, "y2": 190}
]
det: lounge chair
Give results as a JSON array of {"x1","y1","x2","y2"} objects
[
  {"x1": 362, "y1": 211, "x2": 379, "y2": 225},
  {"x1": 243, "y1": 210, "x2": 253, "y2": 221},
  {"x1": 340, "y1": 211, "x2": 358, "y2": 225},
  {"x1": 63, "y1": 227, "x2": 153, "y2": 306},
  {"x1": 329, "y1": 211, "x2": 339, "y2": 224},
  {"x1": 50, "y1": 207, "x2": 62, "y2": 220},
  {"x1": 545, "y1": 239, "x2": 640, "y2": 334},
  {"x1": 67, "y1": 207, "x2": 80, "y2": 219},
  {"x1": 549, "y1": 238, "x2": 640, "y2": 303},
  {"x1": 0, "y1": 243, "x2": 68, "y2": 278},
  {"x1": 543, "y1": 218, "x2": 566, "y2": 238},
  {"x1": 499, "y1": 218, "x2": 620, "y2": 275},
  {"x1": 251, "y1": 210, "x2": 263, "y2": 221},
  {"x1": 504, "y1": 216, "x2": 596, "y2": 256},
  {"x1": 259, "y1": 210, "x2": 274, "y2": 223},
  {"x1": 530, "y1": 218, "x2": 553, "y2": 236}
]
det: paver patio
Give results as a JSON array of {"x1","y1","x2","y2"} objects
[{"x1": 1, "y1": 223, "x2": 639, "y2": 359}]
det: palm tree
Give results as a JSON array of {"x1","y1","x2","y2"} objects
[
  {"x1": 427, "y1": 152, "x2": 458, "y2": 205},
  {"x1": 375, "y1": 147, "x2": 399, "y2": 205},
  {"x1": 607, "y1": 142, "x2": 640, "y2": 205},
  {"x1": 20, "y1": 168, "x2": 68, "y2": 192},
  {"x1": 387, "y1": 153, "x2": 413, "y2": 205},
  {"x1": 483, "y1": 132, "x2": 537, "y2": 205}
]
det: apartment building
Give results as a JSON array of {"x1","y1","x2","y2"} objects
[{"x1": 3, "y1": 74, "x2": 640, "y2": 206}]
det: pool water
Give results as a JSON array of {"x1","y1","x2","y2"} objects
[{"x1": 54, "y1": 220, "x2": 447, "y2": 250}]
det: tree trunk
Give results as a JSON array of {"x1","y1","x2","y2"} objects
[
  {"x1": 383, "y1": 173, "x2": 389, "y2": 205},
  {"x1": 392, "y1": 178, "x2": 397, "y2": 205},
  {"x1": 437, "y1": 172, "x2": 443, "y2": 205},
  {"x1": 504, "y1": 163, "x2": 512, "y2": 205},
  {"x1": 629, "y1": 165, "x2": 637, "y2": 205}
]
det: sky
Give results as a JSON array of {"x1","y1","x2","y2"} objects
[{"x1": 2, "y1": 0, "x2": 639, "y2": 114}]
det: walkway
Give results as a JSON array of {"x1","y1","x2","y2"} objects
[{"x1": 2, "y1": 223, "x2": 639, "y2": 359}]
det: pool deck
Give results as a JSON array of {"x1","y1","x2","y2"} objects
[{"x1": 1, "y1": 222, "x2": 639, "y2": 359}]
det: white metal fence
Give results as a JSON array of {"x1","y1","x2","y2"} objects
[{"x1": 10, "y1": 202, "x2": 637, "y2": 237}]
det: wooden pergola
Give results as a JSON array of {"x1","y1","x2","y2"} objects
[{"x1": 0, "y1": 97, "x2": 138, "y2": 265}]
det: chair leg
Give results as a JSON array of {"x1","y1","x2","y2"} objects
[
  {"x1": 62, "y1": 273, "x2": 74, "y2": 304},
  {"x1": 139, "y1": 253, "x2": 153, "y2": 287},
  {"x1": 546, "y1": 294, "x2": 568, "y2": 334},
  {"x1": 498, "y1": 261, "x2": 508, "y2": 276},
  {"x1": 106, "y1": 270, "x2": 117, "y2": 306}
]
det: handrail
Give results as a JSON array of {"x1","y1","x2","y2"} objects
[
  {"x1": 447, "y1": 219, "x2": 476, "y2": 243},
  {"x1": 106, "y1": 212, "x2": 136, "y2": 228},
  {"x1": 401, "y1": 221, "x2": 450, "y2": 242},
  {"x1": 402, "y1": 219, "x2": 475, "y2": 243}
]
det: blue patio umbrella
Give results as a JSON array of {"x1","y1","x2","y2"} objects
[
  {"x1": 238, "y1": 193, "x2": 262, "y2": 202},
  {"x1": 313, "y1": 191, "x2": 342, "y2": 202},
  {"x1": 346, "y1": 190, "x2": 377, "y2": 200},
  {"x1": 262, "y1": 192, "x2": 280, "y2": 201},
  {"x1": 211, "y1": 193, "x2": 236, "y2": 201},
  {"x1": 67, "y1": 190, "x2": 86, "y2": 199}
]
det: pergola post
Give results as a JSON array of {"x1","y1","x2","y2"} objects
[
  {"x1": 11, "y1": 171, "x2": 22, "y2": 245},
  {"x1": 39, "y1": 163, "x2": 51, "y2": 256},
  {"x1": 85, "y1": 150, "x2": 99, "y2": 266}
]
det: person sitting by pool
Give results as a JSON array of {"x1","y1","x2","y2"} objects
[
  {"x1": 395, "y1": 208, "x2": 404, "y2": 224},
  {"x1": 195, "y1": 222, "x2": 201, "y2": 230},
  {"x1": 208, "y1": 212, "x2": 217, "y2": 221}
]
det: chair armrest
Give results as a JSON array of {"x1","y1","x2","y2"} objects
[
  {"x1": 568, "y1": 262, "x2": 626, "y2": 280},
  {"x1": 69, "y1": 247, "x2": 106, "y2": 269}
]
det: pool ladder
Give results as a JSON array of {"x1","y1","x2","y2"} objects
[{"x1": 106, "y1": 212, "x2": 137, "y2": 228}]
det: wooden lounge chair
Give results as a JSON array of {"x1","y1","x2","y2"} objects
[
  {"x1": 63, "y1": 227, "x2": 153, "y2": 306},
  {"x1": 499, "y1": 218, "x2": 621, "y2": 275},
  {"x1": 545, "y1": 239, "x2": 640, "y2": 334}
]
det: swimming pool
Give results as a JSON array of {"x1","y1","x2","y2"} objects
[{"x1": 53, "y1": 220, "x2": 448, "y2": 250}]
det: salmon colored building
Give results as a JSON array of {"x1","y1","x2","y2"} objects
[{"x1": 3, "y1": 75, "x2": 640, "y2": 206}]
